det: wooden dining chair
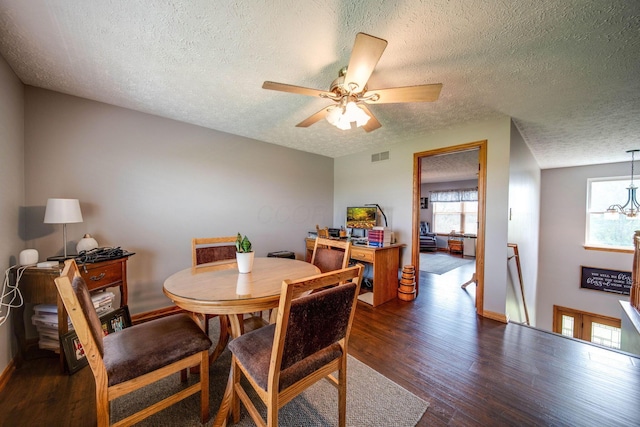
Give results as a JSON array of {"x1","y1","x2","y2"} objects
[
  {"x1": 228, "y1": 264, "x2": 364, "y2": 427},
  {"x1": 53, "y1": 259, "x2": 212, "y2": 427},
  {"x1": 192, "y1": 236, "x2": 267, "y2": 333},
  {"x1": 192, "y1": 236, "x2": 238, "y2": 269},
  {"x1": 315, "y1": 224, "x2": 330, "y2": 238},
  {"x1": 310, "y1": 237, "x2": 352, "y2": 273}
]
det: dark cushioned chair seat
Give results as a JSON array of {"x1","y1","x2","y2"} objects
[
  {"x1": 229, "y1": 323, "x2": 342, "y2": 391},
  {"x1": 103, "y1": 313, "x2": 212, "y2": 386}
]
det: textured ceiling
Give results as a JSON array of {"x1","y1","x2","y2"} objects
[{"x1": 0, "y1": 1, "x2": 639, "y2": 169}]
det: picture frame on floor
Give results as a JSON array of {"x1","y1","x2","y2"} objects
[{"x1": 60, "y1": 306, "x2": 132, "y2": 374}]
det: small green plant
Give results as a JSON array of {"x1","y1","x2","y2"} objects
[{"x1": 236, "y1": 233, "x2": 253, "y2": 253}]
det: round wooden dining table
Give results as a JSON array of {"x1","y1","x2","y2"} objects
[{"x1": 163, "y1": 256, "x2": 320, "y2": 426}]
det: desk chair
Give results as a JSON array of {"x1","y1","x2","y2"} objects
[
  {"x1": 310, "y1": 237, "x2": 351, "y2": 273},
  {"x1": 54, "y1": 259, "x2": 211, "y2": 427},
  {"x1": 228, "y1": 264, "x2": 364, "y2": 427}
]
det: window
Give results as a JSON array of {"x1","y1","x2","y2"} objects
[
  {"x1": 431, "y1": 188, "x2": 478, "y2": 234},
  {"x1": 432, "y1": 201, "x2": 477, "y2": 234},
  {"x1": 586, "y1": 177, "x2": 639, "y2": 249},
  {"x1": 554, "y1": 305, "x2": 621, "y2": 350}
]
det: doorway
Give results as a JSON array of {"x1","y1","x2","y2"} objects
[{"x1": 412, "y1": 141, "x2": 487, "y2": 315}]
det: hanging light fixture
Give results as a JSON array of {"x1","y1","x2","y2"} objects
[
  {"x1": 325, "y1": 95, "x2": 370, "y2": 130},
  {"x1": 605, "y1": 149, "x2": 640, "y2": 219}
]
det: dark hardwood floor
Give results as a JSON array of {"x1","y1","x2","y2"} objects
[
  {"x1": 350, "y1": 256, "x2": 640, "y2": 426},
  {"x1": 2, "y1": 254, "x2": 640, "y2": 426}
]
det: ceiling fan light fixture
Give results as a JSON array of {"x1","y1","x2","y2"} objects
[{"x1": 325, "y1": 100, "x2": 370, "y2": 131}]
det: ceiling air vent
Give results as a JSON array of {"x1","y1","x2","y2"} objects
[{"x1": 371, "y1": 151, "x2": 390, "y2": 162}]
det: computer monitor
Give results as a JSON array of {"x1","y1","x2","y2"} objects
[{"x1": 346, "y1": 206, "x2": 377, "y2": 229}]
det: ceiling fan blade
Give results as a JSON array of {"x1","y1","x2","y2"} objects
[
  {"x1": 344, "y1": 33, "x2": 388, "y2": 93},
  {"x1": 262, "y1": 81, "x2": 335, "y2": 98},
  {"x1": 295, "y1": 106, "x2": 332, "y2": 128},
  {"x1": 364, "y1": 84, "x2": 443, "y2": 104},
  {"x1": 359, "y1": 104, "x2": 382, "y2": 132}
]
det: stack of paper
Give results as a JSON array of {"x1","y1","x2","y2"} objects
[{"x1": 32, "y1": 291, "x2": 115, "y2": 350}]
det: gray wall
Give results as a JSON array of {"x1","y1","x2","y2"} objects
[
  {"x1": 0, "y1": 56, "x2": 24, "y2": 371},
  {"x1": 334, "y1": 117, "x2": 513, "y2": 317},
  {"x1": 507, "y1": 121, "x2": 540, "y2": 325},
  {"x1": 538, "y1": 162, "x2": 633, "y2": 331},
  {"x1": 23, "y1": 87, "x2": 335, "y2": 314}
]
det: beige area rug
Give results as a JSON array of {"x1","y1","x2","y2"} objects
[
  {"x1": 111, "y1": 319, "x2": 429, "y2": 426},
  {"x1": 420, "y1": 252, "x2": 474, "y2": 275}
]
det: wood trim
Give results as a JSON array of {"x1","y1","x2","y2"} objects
[
  {"x1": 584, "y1": 245, "x2": 632, "y2": 254},
  {"x1": 0, "y1": 358, "x2": 16, "y2": 393},
  {"x1": 131, "y1": 305, "x2": 185, "y2": 324},
  {"x1": 483, "y1": 310, "x2": 509, "y2": 323},
  {"x1": 413, "y1": 140, "x2": 487, "y2": 316},
  {"x1": 553, "y1": 305, "x2": 621, "y2": 325},
  {"x1": 553, "y1": 304, "x2": 622, "y2": 343}
]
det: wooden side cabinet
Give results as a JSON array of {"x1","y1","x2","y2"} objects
[{"x1": 14, "y1": 256, "x2": 130, "y2": 370}]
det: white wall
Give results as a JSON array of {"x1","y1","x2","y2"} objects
[
  {"x1": 507, "y1": 121, "x2": 540, "y2": 325},
  {"x1": 537, "y1": 162, "x2": 633, "y2": 331},
  {"x1": 334, "y1": 117, "x2": 512, "y2": 317},
  {"x1": 23, "y1": 87, "x2": 335, "y2": 314},
  {"x1": 0, "y1": 56, "x2": 24, "y2": 374}
]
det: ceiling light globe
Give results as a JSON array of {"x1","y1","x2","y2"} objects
[{"x1": 326, "y1": 106, "x2": 342, "y2": 126}]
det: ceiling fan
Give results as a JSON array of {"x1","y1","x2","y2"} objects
[{"x1": 262, "y1": 32, "x2": 442, "y2": 132}]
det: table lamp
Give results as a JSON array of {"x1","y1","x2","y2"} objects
[{"x1": 44, "y1": 198, "x2": 83, "y2": 260}]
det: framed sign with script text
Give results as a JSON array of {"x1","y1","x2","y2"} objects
[{"x1": 580, "y1": 266, "x2": 631, "y2": 295}]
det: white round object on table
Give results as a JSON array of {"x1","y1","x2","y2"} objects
[
  {"x1": 77, "y1": 234, "x2": 99, "y2": 253},
  {"x1": 19, "y1": 249, "x2": 39, "y2": 266}
]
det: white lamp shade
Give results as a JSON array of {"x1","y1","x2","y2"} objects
[{"x1": 44, "y1": 198, "x2": 83, "y2": 224}]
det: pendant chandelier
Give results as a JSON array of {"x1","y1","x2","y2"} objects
[{"x1": 606, "y1": 149, "x2": 640, "y2": 218}]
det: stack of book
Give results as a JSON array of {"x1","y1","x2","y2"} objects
[
  {"x1": 368, "y1": 227, "x2": 391, "y2": 247},
  {"x1": 31, "y1": 291, "x2": 115, "y2": 351}
]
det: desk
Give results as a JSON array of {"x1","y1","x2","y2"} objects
[
  {"x1": 15, "y1": 256, "x2": 130, "y2": 370},
  {"x1": 163, "y1": 257, "x2": 320, "y2": 427},
  {"x1": 305, "y1": 238, "x2": 404, "y2": 307}
]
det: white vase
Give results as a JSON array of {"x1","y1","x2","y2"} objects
[
  {"x1": 236, "y1": 252, "x2": 254, "y2": 274},
  {"x1": 76, "y1": 234, "x2": 99, "y2": 253}
]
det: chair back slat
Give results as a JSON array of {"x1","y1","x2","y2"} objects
[
  {"x1": 54, "y1": 261, "x2": 106, "y2": 373},
  {"x1": 281, "y1": 282, "x2": 357, "y2": 369},
  {"x1": 192, "y1": 236, "x2": 237, "y2": 268},
  {"x1": 310, "y1": 237, "x2": 351, "y2": 273},
  {"x1": 195, "y1": 245, "x2": 236, "y2": 265},
  {"x1": 270, "y1": 264, "x2": 363, "y2": 380}
]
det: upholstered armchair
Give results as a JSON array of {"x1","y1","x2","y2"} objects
[{"x1": 419, "y1": 221, "x2": 437, "y2": 252}]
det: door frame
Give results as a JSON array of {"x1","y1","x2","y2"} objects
[{"x1": 412, "y1": 140, "x2": 487, "y2": 315}]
